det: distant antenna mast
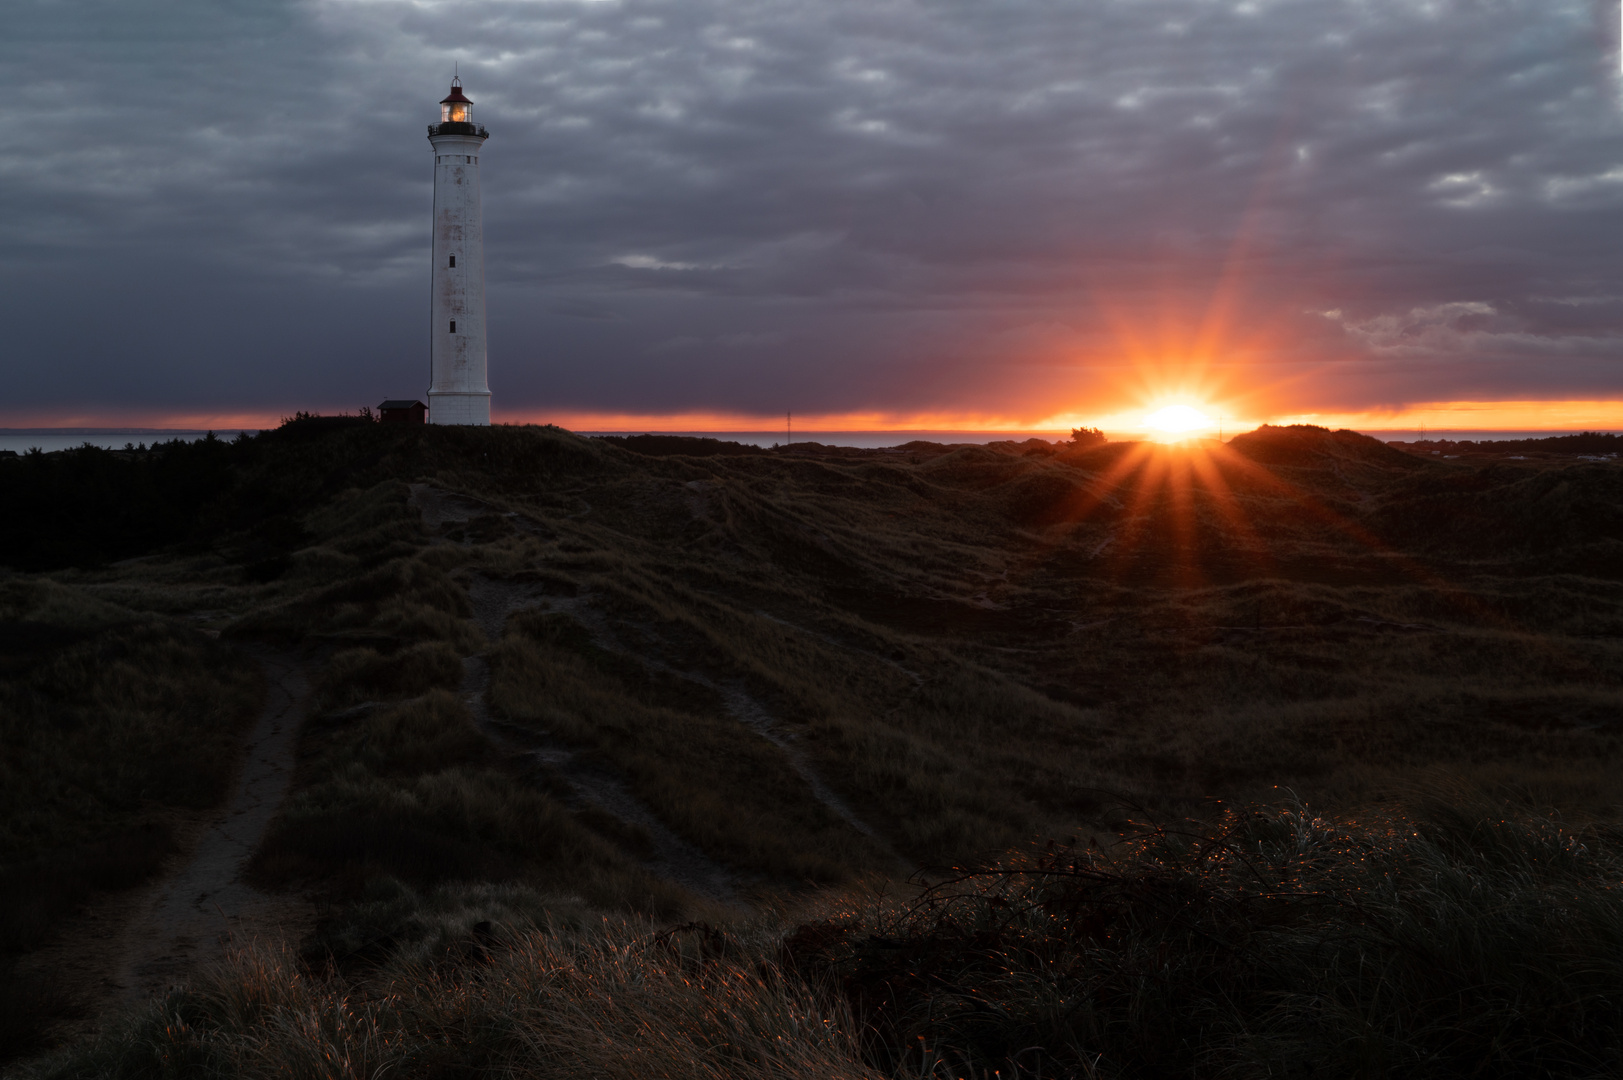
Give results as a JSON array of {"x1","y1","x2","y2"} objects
[{"x1": 787, "y1": 410, "x2": 792, "y2": 445}]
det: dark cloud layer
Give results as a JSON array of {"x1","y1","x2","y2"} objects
[{"x1": 2, "y1": 0, "x2": 1620, "y2": 423}]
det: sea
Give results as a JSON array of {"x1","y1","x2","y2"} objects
[{"x1": 1, "y1": 426, "x2": 1618, "y2": 455}]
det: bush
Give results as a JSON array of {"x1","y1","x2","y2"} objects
[
  {"x1": 786, "y1": 798, "x2": 1623, "y2": 1079},
  {"x1": 1070, "y1": 426, "x2": 1106, "y2": 446},
  {"x1": 0, "y1": 620, "x2": 261, "y2": 858},
  {"x1": 358, "y1": 691, "x2": 490, "y2": 775}
]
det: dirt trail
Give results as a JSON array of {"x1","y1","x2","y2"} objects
[
  {"x1": 111, "y1": 649, "x2": 315, "y2": 1001},
  {"x1": 14, "y1": 649, "x2": 315, "y2": 1040}
]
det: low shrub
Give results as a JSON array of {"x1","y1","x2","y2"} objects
[
  {"x1": 0, "y1": 823, "x2": 176, "y2": 955},
  {"x1": 787, "y1": 797, "x2": 1623, "y2": 1079},
  {"x1": 356, "y1": 690, "x2": 489, "y2": 774},
  {"x1": 0, "y1": 622, "x2": 262, "y2": 857}
]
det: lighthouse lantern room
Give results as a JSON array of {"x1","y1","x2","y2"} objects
[
  {"x1": 426, "y1": 77, "x2": 491, "y2": 425},
  {"x1": 441, "y1": 83, "x2": 473, "y2": 124}
]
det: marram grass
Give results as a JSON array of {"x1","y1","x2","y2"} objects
[{"x1": 26, "y1": 920, "x2": 879, "y2": 1080}]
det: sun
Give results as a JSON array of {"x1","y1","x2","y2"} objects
[{"x1": 1144, "y1": 404, "x2": 1213, "y2": 439}]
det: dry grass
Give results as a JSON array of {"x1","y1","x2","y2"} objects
[
  {"x1": 0, "y1": 577, "x2": 262, "y2": 865},
  {"x1": 21, "y1": 921, "x2": 879, "y2": 1080},
  {"x1": 250, "y1": 689, "x2": 690, "y2": 922},
  {"x1": 312, "y1": 642, "x2": 465, "y2": 711},
  {"x1": 489, "y1": 611, "x2": 890, "y2": 882},
  {"x1": 24, "y1": 796, "x2": 1623, "y2": 1080}
]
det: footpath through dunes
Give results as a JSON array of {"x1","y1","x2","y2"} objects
[
  {"x1": 109, "y1": 650, "x2": 314, "y2": 1003},
  {"x1": 0, "y1": 619, "x2": 311, "y2": 1061}
]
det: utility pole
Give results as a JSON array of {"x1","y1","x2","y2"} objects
[{"x1": 787, "y1": 411, "x2": 792, "y2": 445}]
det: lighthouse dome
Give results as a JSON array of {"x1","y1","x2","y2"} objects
[
  {"x1": 440, "y1": 79, "x2": 473, "y2": 124},
  {"x1": 429, "y1": 77, "x2": 488, "y2": 139}
]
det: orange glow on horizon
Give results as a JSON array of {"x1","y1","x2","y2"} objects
[
  {"x1": 3, "y1": 398, "x2": 1622, "y2": 437},
  {"x1": 1258, "y1": 400, "x2": 1623, "y2": 433}
]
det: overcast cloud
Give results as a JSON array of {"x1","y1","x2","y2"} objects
[{"x1": 2, "y1": 0, "x2": 1620, "y2": 425}]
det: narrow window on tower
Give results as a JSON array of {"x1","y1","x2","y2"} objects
[
  {"x1": 449, "y1": 255, "x2": 456, "y2": 268},
  {"x1": 450, "y1": 321, "x2": 457, "y2": 333}
]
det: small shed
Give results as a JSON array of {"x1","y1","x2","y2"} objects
[{"x1": 379, "y1": 400, "x2": 427, "y2": 425}]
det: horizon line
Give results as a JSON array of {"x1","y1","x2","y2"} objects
[
  {"x1": 4, "y1": 397, "x2": 1623, "y2": 435},
  {"x1": 4, "y1": 424, "x2": 1622, "y2": 439}
]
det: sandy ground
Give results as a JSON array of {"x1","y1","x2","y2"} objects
[
  {"x1": 113, "y1": 649, "x2": 316, "y2": 1001},
  {"x1": 17, "y1": 650, "x2": 317, "y2": 1039}
]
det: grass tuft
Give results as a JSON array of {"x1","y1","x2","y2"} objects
[
  {"x1": 314, "y1": 641, "x2": 465, "y2": 710},
  {"x1": 23, "y1": 923, "x2": 879, "y2": 1080}
]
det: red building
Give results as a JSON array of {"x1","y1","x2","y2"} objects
[{"x1": 378, "y1": 400, "x2": 427, "y2": 424}]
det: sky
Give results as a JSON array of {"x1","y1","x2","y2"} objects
[{"x1": 3, "y1": 0, "x2": 1622, "y2": 433}]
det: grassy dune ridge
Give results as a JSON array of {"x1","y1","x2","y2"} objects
[{"x1": 3, "y1": 420, "x2": 1623, "y2": 1074}]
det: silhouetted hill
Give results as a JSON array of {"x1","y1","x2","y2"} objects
[
  {"x1": 1397, "y1": 431, "x2": 1623, "y2": 456},
  {"x1": 1373, "y1": 460, "x2": 1623, "y2": 568},
  {"x1": 1228, "y1": 423, "x2": 1423, "y2": 471},
  {"x1": 596, "y1": 434, "x2": 765, "y2": 457},
  {"x1": 7, "y1": 422, "x2": 1623, "y2": 583}
]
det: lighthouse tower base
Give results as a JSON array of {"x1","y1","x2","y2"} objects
[{"x1": 428, "y1": 391, "x2": 491, "y2": 426}]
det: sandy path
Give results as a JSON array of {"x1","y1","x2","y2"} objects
[
  {"x1": 13, "y1": 649, "x2": 316, "y2": 1046},
  {"x1": 112, "y1": 650, "x2": 314, "y2": 1002}
]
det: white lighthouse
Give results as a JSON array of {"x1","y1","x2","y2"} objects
[{"x1": 426, "y1": 78, "x2": 491, "y2": 425}]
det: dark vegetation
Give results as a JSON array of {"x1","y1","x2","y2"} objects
[
  {"x1": 0, "y1": 579, "x2": 261, "y2": 1060},
  {"x1": 598, "y1": 433, "x2": 766, "y2": 457},
  {"x1": 28, "y1": 797, "x2": 1623, "y2": 1078},
  {"x1": 4, "y1": 419, "x2": 1623, "y2": 1076},
  {"x1": 1395, "y1": 430, "x2": 1623, "y2": 456},
  {"x1": 791, "y1": 795, "x2": 1623, "y2": 1079},
  {"x1": 1070, "y1": 425, "x2": 1106, "y2": 445}
]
